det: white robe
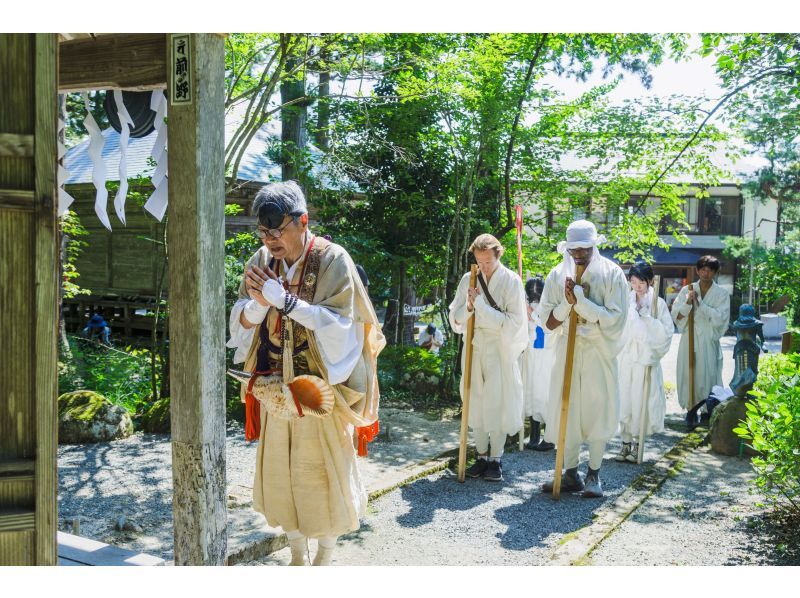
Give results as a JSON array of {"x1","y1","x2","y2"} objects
[
  {"x1": 541, "y1": 254, "x2": 629, "y2": 445},
  {"x1": 618, "y1": 290, "x2": 674, "y2": 437},
  {"x1": 522, "y1": 301, "x2": 555, "y2": 422},
  {"x1": 671, "y1": 281, "x2": 730, "y2": 409},
  {"x1": 449, "y1": 264, "x2": 528, "y2": 436}
]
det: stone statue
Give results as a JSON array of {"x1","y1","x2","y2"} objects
[
  {"x1": 729, "y1": 304, "x2": 764, "y2": 399},
  {"x1": 709, "y1": 304, "x2": 763, "y2": 456}
]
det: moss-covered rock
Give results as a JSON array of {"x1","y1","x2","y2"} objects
[
  {"x1": 140, "y1": 397, "x2": 171, "y2": 433},
  {"x1": 58, "y1": 391, "x2": 134, "y2": 444},
  {"x1": 709, "y1": 397, "x2": 758, "y2": 457}
]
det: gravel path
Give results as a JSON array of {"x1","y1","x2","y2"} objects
[
  {"x1": 589, "y1": 446, "x2": 795, "y2": 565},
  {"x1": 56, "y1": 408, "x2": 462, "y2": 563},
  {"x1": 57, "y1": 334, "x2": 784, "y2": 565},
  {"x1": 245, "y1": 426, "x2": 685, "y2": 566}
]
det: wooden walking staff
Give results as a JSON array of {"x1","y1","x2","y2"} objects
[
  {"x1": 636, "y1": 275, "x2": 661, "y2": 465},
  {"x1": 516, "y1": 204, "x2": 526, "y2": 451},
  {"x1": 551, "y1": 263, "x2": 586, "y2": 499},
  {"x1": 688, "y1": 279, "x2": 697, "y2": 411},
  {"x1": 457, "y1": 264, "x2": 479, "y2": 483}
]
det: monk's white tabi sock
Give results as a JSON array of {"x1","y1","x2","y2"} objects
[
  {"x1": 313, "y1": 536, "x2": 337, "y2": 566},
  {"x1": 286, "y1": 529, "x2": 309, "y2": 566}
]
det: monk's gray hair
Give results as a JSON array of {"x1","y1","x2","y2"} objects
[{"x1": 252, "y1": 180, "x2": 308, "y2": 217}]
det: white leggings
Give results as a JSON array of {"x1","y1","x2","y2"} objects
[
  {"x1": 286, "y1": 529, "x2": 337, "y2": 548},
  {"x1": 474, "y1": 426, "x2": 506, "y2": 459},
  {"x1": 564, "y1": 439, "x2": 607, "y2": 471}
]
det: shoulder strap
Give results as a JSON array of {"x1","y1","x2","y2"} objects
[{"x1": 477, "y1": 273, "x2": 502, "y2": 312}]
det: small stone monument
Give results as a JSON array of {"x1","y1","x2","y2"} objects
[{"x1": 710, "y1": 305, "x2": 763, "y2": 456}]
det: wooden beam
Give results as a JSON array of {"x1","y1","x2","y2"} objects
[
  {"x1": 0, "y1": 133, "x2": 34, "y2": 158},
  {"x1": 0, "y1": 459, "x2": 35, "y2": 475},
  {"x1": 167, "y1": 33, "x2": 227, "y2": 566},
  {"x1": 0, "y1": 188, "x2": 35, "y2": 211},
  {"x1": 59, "y1": 33, "x2": 167, "y2": 92},
  {"x1": 0, "y1": 509, "x2": 35, "y2": 532},
  {"x1": 34, "y1": 32, "x2": 58, "y2": 567}
]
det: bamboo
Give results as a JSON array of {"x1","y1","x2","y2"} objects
[
  {"x1": 457, "y1": 265, "x2": 479, "y2": 483},
  {"x1": 551, "y1": 264, "x2": 586, "y2": 499},
  {"x1": 637, "y1": 275, "x2": 660, "y2": 464}
]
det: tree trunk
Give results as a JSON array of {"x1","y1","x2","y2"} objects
[
  {"x1": 281, "y1": 55, "x2": 307, "y2": 182},
  {"x1": 316, "y1": 69, "x2": 330, "y2": 151}
]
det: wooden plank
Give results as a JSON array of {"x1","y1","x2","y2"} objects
[
  {"x1": 34, "y1": 32, "x2": 58, "y2": 567},
  {"x1": 0, "y1": 475, "x2": 34, "y2": 509},
  {"x1": 57, "y1": 532, "x2": 165, "y2": 566},
  {"x1": 0, "y1": 509, "x2": 35, "y2": 532},
  {"x1": 167, "y1": 33, "x2": 227, "y2": 566},
  {"x1": 59, "y1": 33, "x2": 167, "y2": 92},
  {"x1": 0, "y1": 35, "x2": 34, "y2": 135},
  {"x1": 0, "y1": 188, "x2": 35, "y2": 210},
  {"x1": 0, "y1": 133, "x2": 34, "y2": 157},
  {"x1": 0, "y1": 530, "x2": 33, "y2": 565},
  {"x1": 0, "y1": 459, "x2": 35, "y2": 475},
  {"x1": 0, "y1": 208, "x2": 34, "y2": 466}
]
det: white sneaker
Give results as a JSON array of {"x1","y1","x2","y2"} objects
[{"x1": 615, "y1": 442, "x2": 632, "y2": 462}]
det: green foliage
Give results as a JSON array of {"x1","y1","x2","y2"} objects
[
  {"x1": 223, "y1": 232, "x2": 262, "y2": 423},
  {"x1": 378, "y1": 344, "x2": 446, "y2": 401},
  {"x1": 723, "y1": 231, "x2": 800, "y2": 325},
  {"x1": 734, "y1": 353, "x2": 800, "y2": 516},
  {"x1": 60, "y1": 210, "x2": 90, "y2": 299},
  {"x1": 58, "y1": 336, "x2": 162, "y2": 416}
]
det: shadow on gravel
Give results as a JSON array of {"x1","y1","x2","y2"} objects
[{"x1": 395, "y1": 471, "x2": 496, "y2": 528}]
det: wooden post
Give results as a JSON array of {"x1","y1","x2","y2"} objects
[
  {"x1": 688, "y1": 282, "x2": 696, "y2": 411},
  {"x1": 167, "y1": 33, "x2": 228, "y2": 566},
  {"x1": 551, "y1": 264, "x2": 586, "y2": 499},
  {"x1": 0, "y1": 33, "x2": 58, "y2": 566},
  {"x1": 457, "y1": 265, "x2": 479, "y2": 483}
]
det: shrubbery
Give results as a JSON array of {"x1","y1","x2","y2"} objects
[{"x1": 734, "y1": 352, "x2": 800, "y2": 516}]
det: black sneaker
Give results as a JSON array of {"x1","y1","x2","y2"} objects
[
  {"x1": 484, "y1": 460, "x2": 503, "y2": 482},
  {"x1": 542, "y1": 468, "x2": 585, "y2": 493},
  {"x1": 465, "y1": 458, "x2": 488, "y2": 478}
]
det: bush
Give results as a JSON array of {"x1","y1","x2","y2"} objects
[
  {"x1": 378, "y1": 344, "x2": 444, "y2": 400},
  {"x1": 734, "y1": 352, "x2": 800, "y2": 516},
  {"x1": 59, "y1": 336, "x2": 160, "y2": 415}
]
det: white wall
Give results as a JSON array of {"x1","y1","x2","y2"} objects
[{"x1": 741, "y1": 196, "x2": 780, "y2": 247}]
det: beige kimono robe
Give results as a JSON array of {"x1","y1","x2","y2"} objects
[{"x1": 228, "y1": 236, "x2": 385, "y2": 538}]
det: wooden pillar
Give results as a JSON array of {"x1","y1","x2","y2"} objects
[
  {"x1": 166, "y1": 33, "x2": 227, "y2": 566},
  {"x1": 0, "y1": 33, "x2": 58, "y2": 566}
]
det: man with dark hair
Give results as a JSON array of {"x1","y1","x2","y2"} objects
[
  {"x1": 671, "y1": 254, "x2": 730, "y2": 428},
  {"x1": 418, "y1": 322, "x2": 444, "y2": 354}
]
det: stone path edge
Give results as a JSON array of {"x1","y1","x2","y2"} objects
[{"x1": 546, "y1": 429, "x2": 708, "y2": 566}]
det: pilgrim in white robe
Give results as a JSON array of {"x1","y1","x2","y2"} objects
[
  {"x1": 522, "y1": 301, "x2": 555, "y2": 423},
  {"x1": 449, "y1": 263, "x2": 528, "y2": 457},
  {"x1": 541, "y1": 253, "x2": 629, "y2": 469},
  {"x1": 671, "y1": 281, "x2": 730, "y2": 409},
  {"x1": 618, "y1": 289, "x2": 674, "y2": 440}
]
